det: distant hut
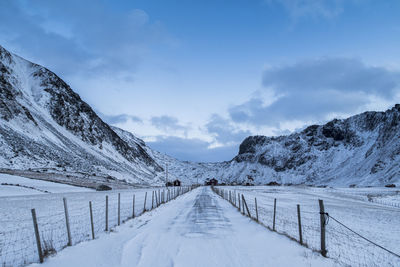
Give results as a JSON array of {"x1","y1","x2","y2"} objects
[
  {"x1": 206, "y1": 178, "x2": 218, "y2": 186},
  {"x1": 173, "y1": 179, "x2": 181, "y2": 186},
  {"x1": 165, "y1": 181, "x2": 173, "y2": 187}
]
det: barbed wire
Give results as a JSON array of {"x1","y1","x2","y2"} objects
[
  {"x1": 214, "y1": 186, "x2": 400, "y2": 267},
  {"x1": 324, "y1": 213, "x2": 400, "y2": 258}
]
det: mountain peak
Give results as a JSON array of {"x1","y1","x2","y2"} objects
[{"x1": 0, "y1": 44, "x2": 163, "y2": 185}]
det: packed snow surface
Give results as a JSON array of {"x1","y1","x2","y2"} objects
[{"x1": 28, "y1": 187, "x2": 334, "y2": 267}]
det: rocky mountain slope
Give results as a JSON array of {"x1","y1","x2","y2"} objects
[
  {"x1": 112, "y1": 126, "x2": 221, "y2": 184},
  {"x1": 0, "y1": 45, "x2": 164, "y2": 186},
  {"x1": 1, "y1": 44, "x2": 399, "y2": 187},
  {"x1": 114, "y1": 104, "x2": 400, "y2": 186},
  {"x1": 215, "y1": 105, "x2": 400, "y2": 186},
  {"x1": 97, "y1": 106, "x2": 400, "y2": 187}
]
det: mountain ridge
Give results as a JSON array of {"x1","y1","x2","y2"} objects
[
  {"x1": 1, "y1": 44, "x2": 399, "y2": 187},
  {"x1": 225, "y1": 105, "x2": 400, "y2": 186},
  {"x1": 0, "y1": 45, "x2": 163, "y2": 186}
]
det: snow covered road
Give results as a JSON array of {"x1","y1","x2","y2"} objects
[{"x1": 30, "y1": 187, "x2": 335, "y2": 267}]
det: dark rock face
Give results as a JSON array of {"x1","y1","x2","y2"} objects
[
  {"x1": 238, "y1": 136, "x2": 268, "y2": 155},
  {"x1": 322, "y1": 120, "x2": 346, "y2": 141},
  {"x1": 0, "y1": 47, "x2": 25, "y2": 122}
]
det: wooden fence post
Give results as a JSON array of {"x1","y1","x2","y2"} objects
[
  {"x1": 273, "y1": 198, "x2": 276, "y2": 231},
  {"x1": 31, "y1": 209, "x2": 43, "y2": 263},
  {"x1": 255, "y1": 198, "x2": 259, "y2": 222},
  {"x1": 241, "y1": 194, "x2": 245, "y2": 214},
  {"x1": 242, "y1": 195, "x2": 251, "y2": 217},
  {"x1": 105, "y1": 195, "x2": 108, "y2": 231},
  {"x1": 118, "y1": 193, "x2": 121, "y2": 226},
  {"x1": 143, "y1": 192, "x2": 148, "y2": 212},
  {"x1": 238, "y1": 193, "x2": 241, "y2": 212},
  {"x1": 89, "y1": 201, "x2": 95, "y2": 239},
  {"x1": 319, "y1": 199, "x2": 327, "y2": 257},
  {"x1": 155, "y1": 190, "x2": 159, "y2": 207},
  {"x1": 152, "y1": 191, "x2": 154, "y2": 209},
  {"x1": 63, "y1": 197, "x2": 72, "y2": 246},
  {"x1": 297, "y1": 204, "x2": 303, "y2": 245},
  {"x1": 132, "y1": 194, "x2": 135, "y2": 218}
]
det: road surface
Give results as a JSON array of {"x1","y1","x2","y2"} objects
[{"x1": 30, "y1": 187, "x2": 336, "y2": 267}]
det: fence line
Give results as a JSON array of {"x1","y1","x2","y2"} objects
[
  {"x1": 0, "y1": 185, "x2": 197, "y2": 267},
  {"x1": 212, "y1": 186, "x2": 400, "y2": 267}
]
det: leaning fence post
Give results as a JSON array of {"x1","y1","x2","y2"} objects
[
  {"x1": 132, "y1": 194, "x2": 135, "y2": 218},
  {"x1": 63, "y1": 197, "x2": 72, "y2": 246},
  {"x1": 118, "y1": 193, "x2": 121, "y2": 226},
  {"x1": 31, "y1": 209, "x2": 43, "y2": 263},
  {"x1": 89, "y1": 201, "x2": 95, "y2": 239},
  {"x1": 255, "y1": 198, "x2": 259, "y2": 222},
  {"x1": 319, "y1": 199, "x2": 327, "y2": 257},
  {"x1": 242, "y1": 195, "x2": 251, "y2": 217},
  {"x1": 241, "y1": 194, "x2": 245, "y2": 214},
  {"x1": 143, "y1": 192, "x2": 148, "y2": 213},
  {"x1": 105, "y1": 195, "x2": 109, "y2": 231},
  {"x1": 297, "y1": 204, "x2": 303, "y2": 245},
  {"x1": 273, "y1": 198, "x2": 277, "y2": 231}
]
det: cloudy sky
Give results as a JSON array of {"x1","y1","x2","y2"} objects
[{"x1": 1, "y1": 0, "x2": 400, "y2": 162}]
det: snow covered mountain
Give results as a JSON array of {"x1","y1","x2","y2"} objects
[
  {"x1": 0, "y1": 45, "x2": 164, "y2": 186},
  {"x1": 114, "y1": 107, "x2": 400, "y2": 187},
  {"x1": 114, "y1": 105, "x2": 400, "y2": 187},
  {"x1": 218, "y1": 106, "x2": 400, "y2": 186},
  {"x1": 1, "y1": 44, "x2": 399, "y2": 187},
  {"x1": 112, "y1": 126, "x2": 221, "y2": 184}
]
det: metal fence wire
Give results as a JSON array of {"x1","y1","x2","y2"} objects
[
  {"x1": 212, "y1": 187, "x2": 400, "y2": 267},
  {"x1": 0, "y1": 186, "x2": 195, "y2": 267}
]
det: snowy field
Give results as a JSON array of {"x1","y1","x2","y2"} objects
[
  {"x1": 1, "y1": 184, "x2": 399, "y2": 267},
  {"x1": 217, "y1": 186, "x2": 400, "y2": 267},
  {"x1": 0, "y1": 183, "x2": 176, "y2": 267},
  {"x1": 0, "y1": 173, "x2": 93, "y2": 196},
  {"x1": 27, "y1": 187, "x2": 335, "y2": 267}
]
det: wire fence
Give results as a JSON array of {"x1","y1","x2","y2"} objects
[
  {"x1": 0, "y1": 186, "x2": 196, "y2": 267},
  {"x1": 212, "y1": 187, "x2": 400, "y2": 267}
]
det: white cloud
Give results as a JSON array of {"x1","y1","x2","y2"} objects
[{"x1": 229, "y1": 57, "x2": 400, "y2": 130}]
